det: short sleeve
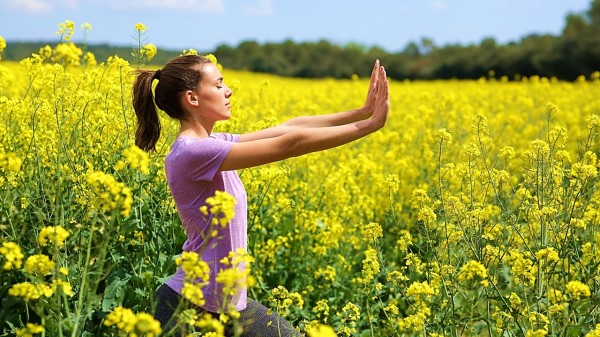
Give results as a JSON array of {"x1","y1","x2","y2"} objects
[
  {"x1": 166, "y1": 134, "x2": 237, "y2": 182},
  {"x1": 212, "y1": 132, "x2": 240, "y2": 143}
]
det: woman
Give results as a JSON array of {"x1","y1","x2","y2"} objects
[{"x1": 132, "y1": 55, "x2": 389, "y2": 336}]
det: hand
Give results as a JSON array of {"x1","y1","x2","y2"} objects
[
  {"x1": 371, "y1": 65, "x2": 389, "y2": 129},
  {"x1": 361, "y1": 59, "x2": 381, "y2": 117}
]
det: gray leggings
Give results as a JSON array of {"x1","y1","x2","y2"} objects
[{"x1": 154, "y1": 284, "x2": 302, "y2": 336}]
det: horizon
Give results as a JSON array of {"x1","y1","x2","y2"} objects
[{"x1": 0, "y1": 0, "x2": 593, "y2": 54}]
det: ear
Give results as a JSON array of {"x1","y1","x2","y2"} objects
[{"x1": 182, "y1": 89, "x2": 200, "y2": 107}]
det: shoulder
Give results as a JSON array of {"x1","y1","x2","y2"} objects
[
  {"x1": 211, "y1": 132, "x2": 240, "y2": 142},
  {"x1": 168, "y1": 136, "x2": 231, "y2": 157},
  {"x1": 165, "y1": 136, "x2": 234, "y2": 175}
]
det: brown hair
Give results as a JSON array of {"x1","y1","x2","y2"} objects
[{"x1": 132, "y1": 55, "x2": 212, "y2": 151}]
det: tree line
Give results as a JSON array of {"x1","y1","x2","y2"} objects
[{"x1": 3, "y1": 0, "x2": 599, "y2": 80}]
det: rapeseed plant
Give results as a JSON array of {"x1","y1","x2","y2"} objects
[
  {"x1": 0, "y1": 35, "x2": 6, "y2": 60},
  {"x1": 2, "y1": 19, "x2": 600, "y2": 336}
]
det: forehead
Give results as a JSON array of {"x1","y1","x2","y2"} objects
[{"x1": 201, "y1": 62, "x2": 222, "y2": 82}]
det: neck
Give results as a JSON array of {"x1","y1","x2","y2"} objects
[{"x1": 179, "y1": 118, "x2": 213, "y2": 138}]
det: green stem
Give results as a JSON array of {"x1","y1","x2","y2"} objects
[{"x1": 71, "y1": 223, "x2": 95, "y2": 337}]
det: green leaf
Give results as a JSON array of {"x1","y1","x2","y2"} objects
[{"x1": 101, "y1": 269, "x2": 132, "y2": 311}]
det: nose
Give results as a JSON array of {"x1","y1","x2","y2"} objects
[{"x1": 225, "y1": 85, "x2": 233, "y2": 97}]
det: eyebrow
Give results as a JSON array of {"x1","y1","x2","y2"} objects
[{"x1": 215, "y1": 77, "x2": 223, "y2": 83}]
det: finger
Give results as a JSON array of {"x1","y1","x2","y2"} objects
[
  {"x1": 377, "y1": 66, "x2": 386, "y2": 88},
  {"x1": 382, "y1": 68, "x2": 390, "y2": 104},
  {"x1": 371, "y1": 59, "x2": 380, "y2": 77},
  {"x1": 370, "y1": 59, "x2": 380, "y2": 85}
]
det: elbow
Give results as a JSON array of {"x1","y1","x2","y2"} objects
[
  {"x1": 281, "y1": 130, "x2": 309, "y2": 158},
  {"x1": 281, "y1": 116, "x2": 305, "y2": 129}
]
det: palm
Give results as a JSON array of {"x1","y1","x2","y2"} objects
[{"x1": 363, "y1": 60, "x2": 381, "y2": 114}]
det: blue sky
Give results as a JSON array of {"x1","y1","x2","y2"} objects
[{"x1": 0, "y1": 0, "x2": 593, "y2": 53}]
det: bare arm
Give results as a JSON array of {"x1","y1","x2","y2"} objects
[
  {"x1": 239, "y1": 60, "x2": 383, "y2": 142},
  {"x1": 220, "y1": 65, "x2": 389, "y2": 171}
]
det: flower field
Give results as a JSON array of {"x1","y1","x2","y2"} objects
[{"x1": 1, "y1": 24, "x2": 600, "y2": 337}]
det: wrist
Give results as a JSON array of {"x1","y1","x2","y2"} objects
[
  {"x1": 355, "y1": 107, "x2": 371, "y2": 120},
  {"x1": 359, "y1": 117, "x2": 383, "y2": 134}
]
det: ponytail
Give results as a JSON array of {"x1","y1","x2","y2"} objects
[
  {"x1": 132, "y1": 55, "x2": 213, "y2": 151},
  {"x1": 132, "y1": 70, "x2": 161, "y2": 152}
]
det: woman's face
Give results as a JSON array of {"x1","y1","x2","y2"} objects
[{"x1": 195, "y1": 62, "x2": 233, "y2": 121}]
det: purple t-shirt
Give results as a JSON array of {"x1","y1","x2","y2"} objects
[{"x1": 164, "y1": 132, "x2": 248, "y2": 312}]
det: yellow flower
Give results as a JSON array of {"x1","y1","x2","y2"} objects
[
  {"x1": 508, "y1": 292, "x2": 522, "y2": 311},
  {"x1": 9, "y1": 282, "x2": 49, "y2": 301},
  {"x1": 134, "y1": 23, "x2": 148, "y2": 32},
  {"x1": 104, "y1": 306, "x2": 161, "y2": 336},
  {"x1": 204, "y1": 53, "x2": 223, "y2": 71},
  {"x1": 81, "y1": 22, "x2": 92, "y2": 33},
  {"x1": 193, "y1": 313, "x2": 225, "y2": 335},
  {"x1": 547, "y1": 288, "x2": 564, "y2": 304},
  {"x1": 0, "y1": 152, "x2": 22, "y2": 172},
  {"x1": 120, "y1": 145, "x2": 150, "y2": 174},
  {"x1": 16, "y1": 323, "x2": 44, "y2": 337},
  {"x1": 570, "y1": 161, "x2": 598, "y2": 180},
  {"x1": 23, "y1": 254, "x2": 55, "y2": 276},
  {"x1": 404, "y1": 253, "x2": 425, "y2": 275},
  {"x1": 337, "y1": 302, "x2": 360, "y2": 322},
  {"x1": 384, "y1": 303, "x2": 399, "y2": 315},
  {"x1": 526, "y1": 329, "x2": 548, "y2": 337},
  {"x1": 200, "y1": 190, "x2": 237, "y2": 228},
  {"x1": 384, "y1": 173, "x2": 401, "y2": 193},
  {"x1": 176, "y1": 251, "x2": 210, "y2": 282},
  {"x1": 314, "y1": 266, "x2": 336, "y2": 283},
  {"x1": 104, "y1": 306, "x2": 136, "y2": 331},
  {"x1": 181, "y1": 49, "x2": 199, "y2": 56},
  {"x1": 38, "y1": 45, "x2": 52, "y2": 60},
  {"x1": 141, "y1": 43, "x2": 157, "y2": 62},
  {"x1": 405, "y1": 281, "x2": 435, "y2": 300},
  {"x1": 217, "y1": 249, "x2": 255, "y2": 299},
  {"x1": 0, "y1": 241, "x2": 24, "y2": 270},
  {"x1": 433, "y1": 128, "x2": 452, "y2": 144},
  {"x1": 52, "y1": 279, "x2": 75, "y2": 297},
  {"x1": 396, "y1": 230, "x2": 413, "y2": 251},
  {"x1": 53, "y1": 43, "x2": 83, "y2": 66},
  {"x1": 204, "y1": 53, "x2": 218, "y2": 65},
  {"x1": 38, "y1": 225, "x2": 70, "y2": 247},
  {"x1": 83, "y1": 51, "x2": 97, "y2": 66},
  {"x1": 499, "y1": 146, "x2": 516, "y2": 161},
  {"x1": 312, "y1": 299, "x2": 330, "y2": 321},
  {"x1": 360, "y1": 222, "x2": 383, "y2": 242},
  {"x1": 56, "y1": 20, "x2": 75, "y2": 41},
  {"x1": 361, "y1": 248, "x2": 380, "y2": 284},
  {"x1": 587, "y1": 114, "x2": 600, "y2": 129},
  {"x1": 535, "y1": 247, "x2": 559, "y2": 264},
  {"x1": 528, "y1": 139, "x2": 550, "y2": 156},
  {"x1": 133, "y1": 312, "x2": 162, "y2": 336},
  {"x1": 457, "y1": 260, "x2": 489, "y2": 287},
  {"x1": 181, "y1": 283, "x2": 206, "y2": 307},
  {"x1": 307, "y1": 323, "x2": 337, "y2": 337},
  {"x1": 397, "y1": 312, "x2": 427, "y2": 333},
  {"x1": 387, "y1": 270, "x2": 409, "y2": 289},
  {"x1": 180, "y1": 308, "x2": 198, "y2": 325},
  {"x1": 565, "y1": 280, "x2": 591, "y2": 301},
  {"x1": 269, "y1": 285, "x2": 304, "y2": 314},
  {"x1": 0, "y1": 35, "x2": 6, "y2": 58},
  {"x1": 586, "y1": 323, "x2": 600, "y2": 337},
  {"x1": 85, "y1": 171, "x2": 133, "y2": 217}
]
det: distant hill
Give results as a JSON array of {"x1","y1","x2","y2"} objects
[{"x1": 3, "y1": 0, "x2": 600, "y2": 81}]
